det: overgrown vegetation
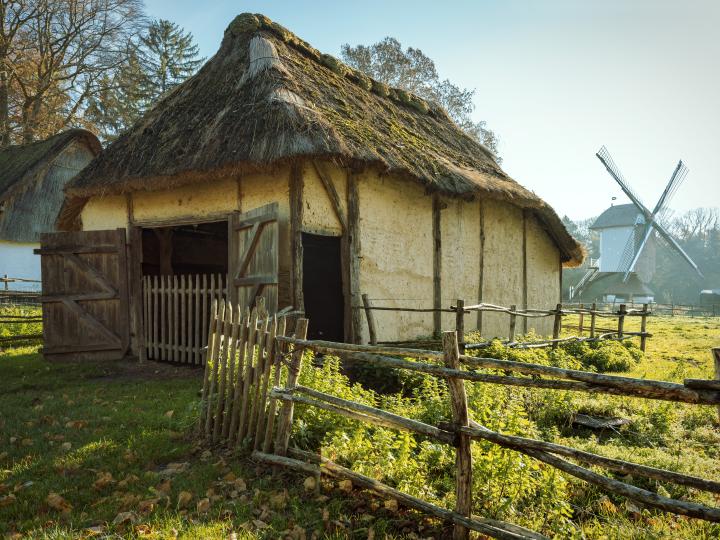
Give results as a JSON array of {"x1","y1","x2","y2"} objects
[{"x1": 1, "y1": 316, "x2": 719, "y2": 538}]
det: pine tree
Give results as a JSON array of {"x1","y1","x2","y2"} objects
[
  {"x1": 137, "y1": 19, "x2": 204, "y2": 100},
  {"x1": 86, "y1": 19, "x2": 203, "y2": 140}
]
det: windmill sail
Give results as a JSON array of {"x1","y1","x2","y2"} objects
[{"x1": 595, "y1": 147, "x2": 703, "y2": 284}]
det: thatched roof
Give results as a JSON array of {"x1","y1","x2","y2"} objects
[
  {"x1": 0, "y1": 129, "x2": 100, "y2": 242},
  {"x1": 61, "y1": 13, "x2": 583, "y2": 265}
]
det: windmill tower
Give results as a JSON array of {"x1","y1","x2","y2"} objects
[{"x1": 571, "y1": 146, "x2": 703, "y2": 303}]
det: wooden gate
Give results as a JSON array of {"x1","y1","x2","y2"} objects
[
  {"x1": 229, "y1": 203, "x2": 279, "y2": 315},
  {"x1": 142, "y1": 273, "x2": 226, "y2": 364},
  {"x1": 37, "y1": 229, "x2": 130, "y2": 360}
]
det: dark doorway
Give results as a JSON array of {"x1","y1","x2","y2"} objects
[
  {"x1": 141, "y1": 220, "x2": 228, "y2": 277},
  {"x1": 302, "y1": 233, "x2": 344, "y2": 341}
]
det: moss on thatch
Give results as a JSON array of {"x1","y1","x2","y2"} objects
[
  {"x1": 60, "y1": 13, "x2": 583, "y2": 265},
  {"x1": 0, "y1": 129, "x2": 100, "y2": 242}
]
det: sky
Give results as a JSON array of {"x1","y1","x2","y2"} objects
[{"x1": 145, "y1": 0, "x2": 720, "y2": 221}]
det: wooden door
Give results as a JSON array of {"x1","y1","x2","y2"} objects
[
  {"x1": 37, "y1": 228, "x2": 130, "y2": 360},
  {"x1": 229, "y1": 203, "x2": 279, "y2": 314}
]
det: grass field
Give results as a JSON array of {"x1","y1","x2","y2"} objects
[{"x1": 1, "y1": 314, "x2": 719, "y2": 538}]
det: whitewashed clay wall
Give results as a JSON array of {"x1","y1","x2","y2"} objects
[{"x1": 79, "y1": 162, "x2": 562, "y2": 343}]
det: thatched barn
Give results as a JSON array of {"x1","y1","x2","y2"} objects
[
  {"x1": 45, "y1": 13, "x2": 582, "y2": 361},
  {"x1": 0, "y1": 130, "x2": 100, "y2": 289}
]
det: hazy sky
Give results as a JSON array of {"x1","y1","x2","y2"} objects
[{"x1": 145, "y1": 0, "x2": 719, "y2": 221}]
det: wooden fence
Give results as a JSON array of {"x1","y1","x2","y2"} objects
[
  {"x1": 360, "y1": 297, "x2": 652, "y2": 352},
  {"x1": 0, "y1": 275, "x2": 41, "y2": 306},
  {"x1": 142, "y1": 274, "x2": 227, "y2": 364},
  {"x1": 199, "y1": 301, "x2": 720, "y2": 539},
  {"x1": 566, "y1": 301, "x2": 720, "y2": 318},
  {"x1": 0, "y1": 311, "x2": 43, "y2": 348}
]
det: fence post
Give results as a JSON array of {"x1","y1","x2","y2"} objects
[
  {"x1": 617, "y1": 304, "x2": 626, "y2": 339},
  {"x1": 640, "y1": 303, "x2": 649, "y2": 352},
  {"x1": 671, "y1": 303, "x2": 675, "y2": 317},
  {"x1": 552, "y1": 303, "x2": 562, "y2": 349},
  {"x1": 361, "y1": 294, "x2": 378, "y2": 345},
  {"x1": 3, "y1": 274, "x2": 7, "y2": 291},
  {"x1": 455, "y1": 299, "x2": 465, "y2": 354},
  {"x1": 508, "y1": 305, "x2": 517, "y2": 342},
  {"x1": 713, "y1": 348, "x2": 720, "y2": 423},
  {"x1": 589, "y1": 302, "x2": 596, "y2": 338},
  {"x1": 578, "y1": 303, "x2": 584, "y2": 336},
  {"x1": 275, "y1": 318, "x2": 309, "y2": 456},
  {"x1": 442, "y1": 331, "x2": 471, "y2": 540}
]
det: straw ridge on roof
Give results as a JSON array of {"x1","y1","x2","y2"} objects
[{"x1": 61, "y1": 13, "x2": 583, "y2": 265}]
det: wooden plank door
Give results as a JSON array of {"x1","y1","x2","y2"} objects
[
  {"x1": 229, "y1": 203, "x2": 279, "y2": 314},
  {"x1": 36, "y1": 228, "x2": 130, "y2": 361}
]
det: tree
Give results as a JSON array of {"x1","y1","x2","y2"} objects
[
  {"x1": 87, "y1": 18, "x2": 203, "y2": 140},
  {"x1": 136, "y1": 19, "x2": 203, "y2": 99},
  {"x1": 0, "y1": 0, "x2": 144, "y2": 145},
  {"x1": 341, "y1": 37, "x2": 500, "y2": 158}
]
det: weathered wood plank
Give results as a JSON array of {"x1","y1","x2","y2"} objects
[{"x1": 275, "y1": 318, "x2": 309, "y2": 456}]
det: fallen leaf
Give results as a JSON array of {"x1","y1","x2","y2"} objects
[
  {"x1": 46, "y1": 492, "x2": 72, "y2": 514},
  {"x1": 60, "y1": 442, "x2": 72, "y2": 452},
  {"x1": 269, "y1": 489, "x2": 288, "y2": 510},
  {"x1": 135, "y1": 524, "x2": 153, "y2": 536},
  {"x1": 384, "y1": 498, "x2": 398, "y2": 512},
  {"x1": 93, "y1": 472, "x2": 114, "y2": 491},
  {"x1": 112, "y1": 511, "x2": 139, "y2": 526},
  {"x1": 164, "y1": 410, "x2": 174, "y2": 418},
  {"x1": 21, "y1": 438, "x2": 33, "y2": 446},
  {"x1": 337, "y1": 479, "x2": 352, "y2": 493},
  {"x1": 155, "y1": 479, "x2": 172, "y2": 494},
  {"x1": 138, "y1": 498, "x2": 158, "y2": 514},
  {"x1": 223, "y1": 471, "x2": 236, "y2": 482},
  {"x1": 0, "y1": 494, "x2": 17, "y2": 507},
  {"x1": 177, "y1": 491, "x2": 193, "y2": 509},
  {"x1": 303, "y1": 476, "x2": 316, "y2": 492},
  {"x1": 84, "y1": 525, "x2": 105, "y2": 535},
  {"x1": 234, "y1": 477, "x2": 247, "y2": 491},
  {"x1": 117, "y1": 474, "x2": 139, "y2": 488},
  {"x1": 196, "y1": 498, "x2": 210, "y2": 513},
  {"x1": 65, "y1": 420, "x2": 87, "y2": 429},
  {"x1": 253, "y1": 519, "x2": 269, "y2": 530}
]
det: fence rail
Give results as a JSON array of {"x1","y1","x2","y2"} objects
[
  {"x1": 142, "y1": 273, "x2": 226, "y2": 364},
  {"x1": 198, "y1": 301, "x2": 720, "y2": 539},
  {"x1": 359, "y1": 297, "x2": 651, "y2": 352}
]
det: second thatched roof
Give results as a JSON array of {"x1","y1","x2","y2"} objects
[{"x1": 62, "y1": 13, "x2": 583, "y2": 265}]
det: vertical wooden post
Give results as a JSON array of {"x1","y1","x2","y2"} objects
[
  {"x1": 508, "y1": 304, "x2": 517, "y2": 342},
  {"x1": 346, "y1": 172, "x2": 362, "y2": 343},
  {"x1": 552, "y1": 303, "x2": 562, "y2": 349},
  {"x1": 589, "y1": 302, "x2": 596, "y2": 338},
  {"x1": 443, "y1": 331, "x2": 471, "y2": 540},
  {"x1": 640, "y1": 303, "x2": 649, "y2": 352},
  {"x1": 3, "y1": 274, "x2": 8, "y2": 291},
  {"x1": 361, "y1": 293, "x2": 377, "y2": 345},
  {"x1": 455, "y1": 299, "x2": 465, "y2": 354},
  {"x1": 290, "y1": 164, "x2": 304, "y2": 313},
  {"x1": 275, "y1": 318, "x2": 309, "y2": 456},
  {"x1": 713, "y1": 348, "x2": 720, "y2": 423},
  {"x1": 617, "y1": 304, "x2": 627, "y2": 339},
  {"x1": 432, "y1": 195, "x2": 442, "y2": 338},
  {"x1": 578, "y1": 303, "x2": 584, "y2": 336}
]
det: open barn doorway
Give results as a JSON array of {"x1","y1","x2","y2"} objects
[
  {"x1": 140, "y1": 220, "x2": 229, "y2": 364},
  {"x1": 302, "y1": 232, "x2": 344, "y2": 341}
]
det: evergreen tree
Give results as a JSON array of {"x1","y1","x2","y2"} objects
[
  {"x1": 136, "y1": 19, "x2": 204, "y2": 100},
  {"x1": 87, "y1": 19, "x2": 204, "y2": 140}
]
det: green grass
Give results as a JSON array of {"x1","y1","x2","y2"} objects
[
  {"x1": 1, "y1": 314, "x2": 719, "y2": 538},
  {"x1": 0, "y1": 348, "x2": 436, "y2": 539}
]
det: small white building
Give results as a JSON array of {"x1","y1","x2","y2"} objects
[
  {"x1": 0, "y1": 130, "x2": 100, "y2": 289},
  {"x1": 584, "y1": 203, "x2": 656, "y2": 303}
]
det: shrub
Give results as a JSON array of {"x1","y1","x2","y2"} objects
[{"x1": 581, "y1": 341, "x2": 640, "y2": 373}]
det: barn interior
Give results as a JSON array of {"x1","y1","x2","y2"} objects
[{"x1": 141, "y1": 220, "x2": 228, "y2": 277}]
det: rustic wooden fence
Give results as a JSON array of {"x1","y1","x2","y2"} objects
[
  {"x1": 0, "y1": 275, "x2": 41, "y2": 307},
  {"x1": 199, "y1": 302, "x2": 720, "y2": 539},
  {"x1": 142, "y1": 273, "x2": 227, "y2": 364},
  {"x1": 0, "y1": 311, "x2": 43, "y2": 348},
  {"x1": 360, "y1": 296, "x2": 651, "y2": 352}
]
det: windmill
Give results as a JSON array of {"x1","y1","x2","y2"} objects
[{"x1": 571, "y1": 146, "x2": 703, "y2": 302}]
